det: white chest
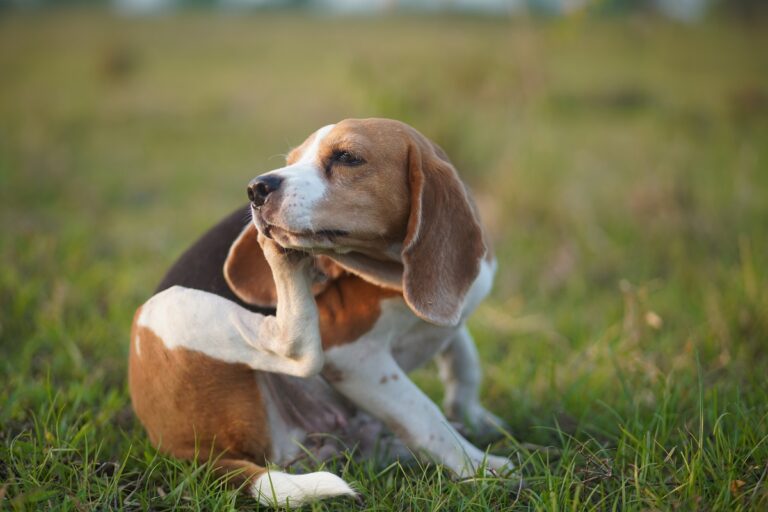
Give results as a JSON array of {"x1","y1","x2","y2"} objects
[{"x1": 350, "y1": 297, "x2": 459, "y2": 372}]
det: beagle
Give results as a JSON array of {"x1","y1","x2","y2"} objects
[{"x1": 128, "y1": 118, "x2": 510, "y2": 507}]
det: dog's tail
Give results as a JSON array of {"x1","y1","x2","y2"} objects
[
  {"x1": 251, "y1": 468, "x2": 356, "y2": 507},
  {"x1": 214, "y1": 459, "x2": 356, "y2": 507}
]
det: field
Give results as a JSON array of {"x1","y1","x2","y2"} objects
[{"x1": 1, "y1": 11, "x2": 767, "y2": 510}]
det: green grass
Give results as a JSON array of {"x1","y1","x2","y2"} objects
[{"x1": 2, "y1": 10, "x2": 768, "y2": 510}]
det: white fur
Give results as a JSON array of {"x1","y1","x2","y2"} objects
[
  {"x1": 297, "y1": 124, "x2": 335, "y2": 166},
  {"x1": 138, "y1": 282, "x2": 323, "y2": 377},
  {"x1": 262, "y1": 124, "x2": 335, "y2": 231},
  {"x1": 251, "y1": 470, "x2": 355, "y2": 507},
  {"x1": 460, "y1": 257, "x2": 496, "y2": 322}
]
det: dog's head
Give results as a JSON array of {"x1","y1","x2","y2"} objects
[{"x1": 229, "y1": 118, "x2": 489, "y2": 326}]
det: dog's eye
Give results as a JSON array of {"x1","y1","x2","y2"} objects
[{"x1": 331, "y1": 150, "x2": 365, "y2": 166}]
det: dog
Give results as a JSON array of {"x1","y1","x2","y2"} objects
[{"x1": 128, "y1": 118, "x2": 511, "y2": 506}]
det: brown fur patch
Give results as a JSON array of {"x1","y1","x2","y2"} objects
[
  {"x1": 223, "y1": 223, "x2": 278, "y2": 307},
  {"x1": 316, "y1": 274, "x2": 399, "y2": 349},
  {"x1": 293, "y1": 120, "x2": 412, "y2": 248},
  {"x1": 128, "y1": 308, "x2": 271, "y2": 468},
  {"x1": 209, "y1": 458, "x2": 266, "y2": 488}
]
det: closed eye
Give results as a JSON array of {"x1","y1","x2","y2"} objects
[{"x1": 330, "y1": 150, "x2": 365, "y2": 167}]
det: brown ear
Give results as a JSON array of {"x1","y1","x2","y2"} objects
[
  {"x1": 223, "y1": 223, "x2": 279, "y2": 307},
  {"x1": 224, "y1": 223, "x2": 343, "y2": 307},
  {"x1": 401, "y1": 138, "x2": 486, "y2": 327}
]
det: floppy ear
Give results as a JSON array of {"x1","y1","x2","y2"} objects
[
  {"x1": 224, "y1": 223, "x2": 343, "y2": 308},
  {"x1": 401, "y1": 139, "x2": 487, "y2": 327},
  {"x1": 224, "y1": 223, "x2": 279, "y2": 307}
]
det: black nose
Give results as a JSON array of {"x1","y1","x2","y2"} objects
[{"x1": 247, "y1": 175, "x2": 283, "y2": 207}]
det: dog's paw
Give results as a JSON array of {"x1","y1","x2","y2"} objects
[
  {"x1": 456, "y1": 454, "x2": 525, "y2": 490},
  {"x1": 454, "y1": 452, "x2": 516, "y2": 480},
  {"x1": 257, "y1": 231, "x2": 311, "y2": 269}
]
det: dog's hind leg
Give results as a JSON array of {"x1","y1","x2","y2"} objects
[{"x1": 436, "y1": 325, "x2": 508, "y2": 443}]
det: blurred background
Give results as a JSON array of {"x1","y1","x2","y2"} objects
[
  {"x1": 3, "y1": 0, "x2": 768, "y2": 21},
  {"x1": 1, "y1": 0, "x2": 767, "y2": 509}
]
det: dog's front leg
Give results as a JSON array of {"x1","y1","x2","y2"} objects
[
  {"x1": 234, "y1": 234, "x2": 325, "y2": 376},
  {"x1": 326, "y1": 344, "x2": 511, "y2": 478},
  {"x1": 436, "y1": 325, "x2": 508, "y2": 440}
]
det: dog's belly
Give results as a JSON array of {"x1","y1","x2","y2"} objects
[
  {"x1": 261, "y1": 371, "x2": 410, "y2": 467},
  {"x1": 259, "y1": 371, "x2": 352, "y2": 465}
]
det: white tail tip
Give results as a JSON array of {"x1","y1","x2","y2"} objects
[{"x1": 251, "y1": 470, "x2": 356, "y2": 507}]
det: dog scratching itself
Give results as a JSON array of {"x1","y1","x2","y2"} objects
[{"x1": 129, "y1": 118, "x2": 511, "y2": 507}]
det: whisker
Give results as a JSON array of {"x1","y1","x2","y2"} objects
[
  {"x1": 241, "y1": 206, "x2": 253, "y2": 226},
  {"x1": 266, "y1": 152, "x2": 288, "y2": 163}
]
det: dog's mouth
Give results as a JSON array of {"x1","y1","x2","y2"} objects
[
  {"x1": 251, "y1": 204, "x2": 349, "y2": 246},
  {"x1": 269, "y1": 225, "x2": 349, "y2": 240}
]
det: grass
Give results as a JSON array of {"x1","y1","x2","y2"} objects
[{"x1": 1, "y1": 10, "x2": 768, "y2": 510}]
